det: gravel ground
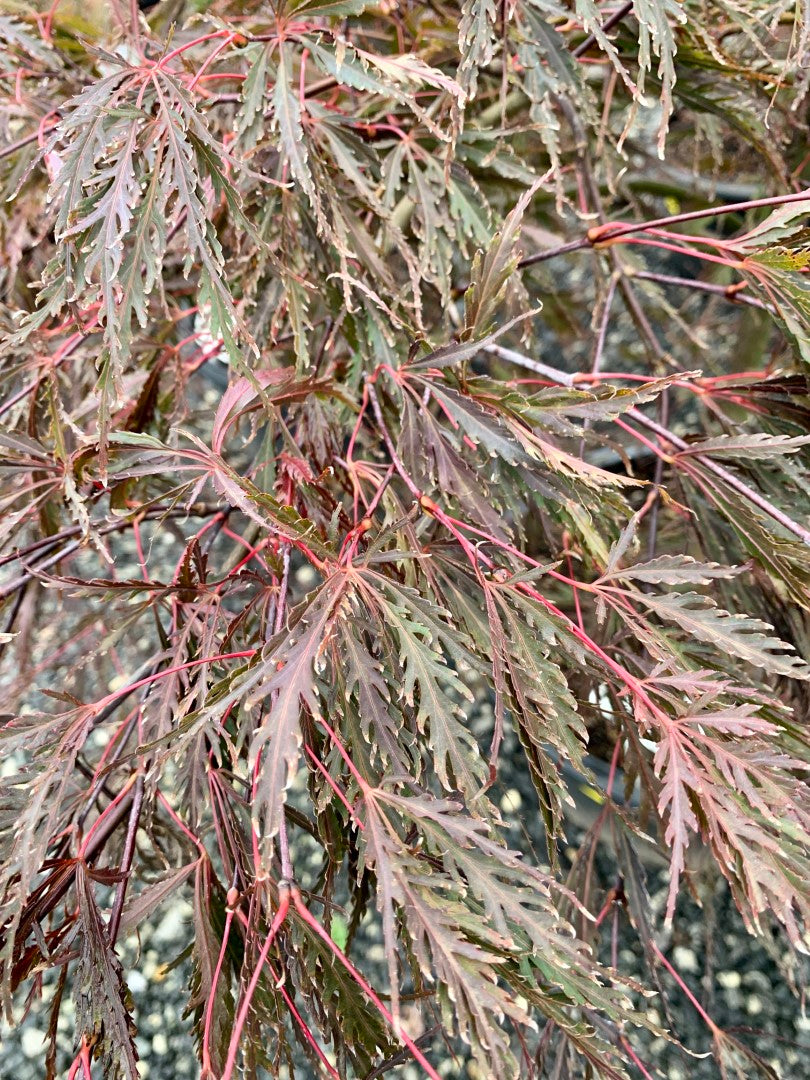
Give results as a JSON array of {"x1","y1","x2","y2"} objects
[
  {"x1": 3, "y1": 708, "x2": 808, "y2": 1079},
  {"x1": 4, "y1": 858, "x2": 807, "y2": 1079},
  {"x1": 3, "y1": 327, "x2": 809, "y2": 1077}
]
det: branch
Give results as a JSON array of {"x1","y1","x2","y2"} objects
[
  {"x1": 630, "y1": 270, "x2": 772, "y2": 312},
  {"x1": 593, "y1": 190, "x2": 810, "y2": 243},
  {"x1": 518, "y1": 190, "x2": 810, "y2": 268},
  {"x1": 107, "y1": 773, "x2": 145, "y2": 945},
  {"x1": 485, "y1": 343, "x2": 810, "y2": 546},
  {"x1": 0, "y1": 505, "x2": 223, "y2": 600},
  {"x1": 0, "y1": 120, "x2": 59, "y2": 163},
  {"x1": 626, "y1": 407, "x2": 810, "y2": 546},
  {"x1": 572, "y1": 1, "x2": 634, "y2": 59}
]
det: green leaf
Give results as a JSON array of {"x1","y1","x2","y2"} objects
[
  {"x1": 459, "y1": 0, "x2": 499, "y2": 97},
  {"x1": 74, "y1": 864, "x2": 139, "y2": 1080},
  {"x1": 601, "y1": 554, "x2": 743, "y2": 585},
  {"x1": 358, "y1": 572, "x2": 487, "y2": 798},
  {"x1": 274, "y1": 42, "x2": 316, "y2": 207},
  {"x1": 406, "y1": 310, "x2": 542, "y2": 371},
  {"x1": 287, "y1": 0, "x2": 373, "y2": 15},
  {"x1": 637, "y1": 592, "x2": 810, "y2": 679},
  {"x1": 237, "y1": 42, "x2": 270, "y2": 148},
  {"x1": 463, "y1": 182, "x2": 539, "y2": 339},
  {"x1": 248, "y1": 581, "x2": 346, "y2": 856},
  {"x1": 676, "y1": 433, "x2": 810, "y2": 458}
]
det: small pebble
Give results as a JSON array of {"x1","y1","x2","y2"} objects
[
  {"x1": 717, "y1": 970, "x2": 741, "y2": 989},
  {"x1": 127, "y1": 970, "x2": 147, "y2": 994},
  {"x1": 672, "y1": 946, "x2": 698, "y2": 973},
  {"x1": 152, "y1": 1033, "x2": 169, "y2": 1055},
  {"x1": 20, "y1": 1028, "x2": 44, "y2": 1057},
  {"x1": 499, "y1": 787, "x2": 523, "y2": 812}
]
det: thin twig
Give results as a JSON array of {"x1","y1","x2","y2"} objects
[
  {"x1": 0, "y1": 505, "x2": 223, "y2": 599},
  {"x1": 0, "y1": 335, "x2": 83, "y2": 420},
  {"x1": 367, "y1": 380, "x2": 422, "y2": 497},
  {"x1": 0, "y1": 539, "x2": 83, "y2": 600},
  {"x1": 627, "y1": 407, "x2": 810, "y2": 546},
  {"x1": 591, "y1": 275, "x2": 619, "y2": 378},
  {"x1": 572, "y1": 1, "x2": 634, "y2": 59},
  {"x1": 645, "y1": 388, "x2": 669, "y2": 560},
  {"x1": 0, "y1": 504, "x2": 219, "y2": 571},
  {"x1": 363, "y1": 1026, "x2": 443, "y2": 1080},
  {"x1": 484, "y1": 343, "x2": 576, "y2": 385},
  {"x1": 129, "y1": 0, "x2": 141, "y2": 43},
  {"x1": 598, "y1": 189, "x2": 810, "y2": 243},
  {"x1": 579, "y1": 274, "x2": 619, "y2": 457},
  {"x1": 484, "y1": 343, "x2": 810, "y2": 546},
  {"x1": 220, "y1": 884, "x2": 292, "y2": 1080},
  {"x1": 631, "y1": 270, "x2": 772, "y2": 311},
  {"x1": 0, "y1": 121, "x2": 58, "y2": 163},
  {"x1": 107, "y1": 773, "x2": 145, "y2": 944},
  {"x1": 272, "y1": 546, "x2": 294, "y2": 880},
  {"x1": 75, "y1": 710, "x2": 142, "y2": 831},
  {"x1": 518, "y1": 236, "x2": 591, "y2": 268},
  {"x1": 518, "y1": 190, "x2": 810, "y2": 268}
]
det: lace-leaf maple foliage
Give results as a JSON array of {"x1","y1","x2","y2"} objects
[{"x1": 1, "y1": 1, "x2": 810, "y2": 1077}]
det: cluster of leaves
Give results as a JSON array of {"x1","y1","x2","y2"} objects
[{"x1": 1, "y1": 0, "x2": 809, "y2": 1077}]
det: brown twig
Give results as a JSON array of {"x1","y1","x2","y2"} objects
[
  {"x1": 626, "y1": 407, "x2": 810, "y2": 546},
  {"x1": 631, "y1": 270, "x2": 772, "y2": 312},
  {"x1": 367, "y1": 380, "x2": 422, "y2": 498},
  {"x1": 0, "y1": 505, "x2": 223, "y2": 600},
  {"x1": 0, "y1": 121, "x2": 58, "y2": 163},
  {"x1": 572, "y1": 1, "x2": 634, "y2": 59},
  {"x1": 484, "y1": 342, "x2": 810, "y2": 547},
  {"x1": 107, "y1": 773, "x2": 145, "y2": 944},
  {"x1": 518, "y1": 190, "x2": 810, "y2": 268}
]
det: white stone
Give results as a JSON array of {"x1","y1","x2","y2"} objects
[
  {"x1": 127, "y1": 970, "x2": 147, "y2": 994},
  {"x1": 717, "y1": 970, "x2": 741, "y2": 989},
  {"x1": 672, "y1": 946, "x2": 698, "y2": 973},
  {"x1": 21, "y1": 1028, "x2": 44, "y2": 1057},
  {"x1": 499, "y1": 787, "x2": 523, "y2": 812},
  {"x1": 152, "y1": 1033, "x2": 169, "y2": 1055},
  {"x1": 152, "y1": 902, "x2": 191, "y2": 944}
]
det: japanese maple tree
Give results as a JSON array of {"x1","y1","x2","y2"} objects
[{"x1": 1, "y1": 0, "x2": 809, "y2": 1077}]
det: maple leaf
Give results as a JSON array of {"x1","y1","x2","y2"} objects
[
  {"x1": 357, "y1": 569, "x2": 487, "y2": 798},
  {"x1": 3, "y1": 4, "x2": 810, "y2": 1077},
  {"x1": 74, "y1": 863, "x2": 139, "y2": 1080},
  {"x1": 458, "y1": 0, "x2": 498, "y2": 97},
  {"x1": 246, "y1": 580, "x2": 348, "y2": 857},
  {"x1": 645, "y1": 698, "x2": 810, "y2": 930},
  {"x1": 635, "y1": 591, "x2": 810, "y2": 680}
]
